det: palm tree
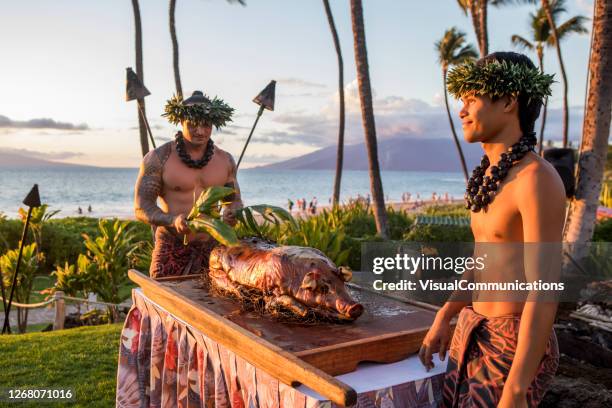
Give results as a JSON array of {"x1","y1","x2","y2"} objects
[
  {"x1": 511, "y1": 1, "x2": 587, "y2": 153},
  {"x1": 540, "y1": 0, "x2": 587, "y2": 147},
  {"x1": 456, "y1": 0, "x2": 485, "y2": 55},
  {"x1": 169, "y1": 0, "x2": 182, "y2": 98},
  {"x1": 322, "y1": 0, "x2": 345, "y2": 207},
  {"x1": 456, "y1": 0, "x2": 517, "y2": 57},
  {"x1": 563, "y1": 0, "x2": 611, "y2": 243},
  {"x1": 131, "y1": 0, "x2": 149, "y2": 157},
  {"x1": 168, "y1": 0, "x2": 245, "y2": 98},
  {"x1": 436, "y1": 28, "x2": 477, "y2": 183},
  {"x1": 350, "y1": 0, "x2": 389, "y2": 239}
]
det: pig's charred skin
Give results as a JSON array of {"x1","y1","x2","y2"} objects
[{"x1": 208, "y1": 239, "x2": 364, "y2": 321}]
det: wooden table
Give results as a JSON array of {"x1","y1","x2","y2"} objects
[{"x1": 116, "y1": 271, "x2": 447, "y2": 407}]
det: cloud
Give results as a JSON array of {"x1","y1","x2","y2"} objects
[
  {"x1": 277, "y1": 78, "x2": 327, "y2": 89},
  {"x1": 0, "y1": 147, "x2": 83, "y2": 160},
  {"x1": 267, "y1": 80, "x2": 585, "y2": 148},
  {"x1": 0, "y1": 115, "x2": 89, "y2": 130}
]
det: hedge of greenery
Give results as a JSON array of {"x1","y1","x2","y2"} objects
[
  {"x1": 0, "y1": 217, "x2": 152, "y2": 274},
  {"x1": 1, "y1": 204, "x2": 610, "y2": 275}
]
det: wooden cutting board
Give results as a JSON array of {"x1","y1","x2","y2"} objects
[{"x1": 129, "y1": 270, "x2": 441, "y2": 406}]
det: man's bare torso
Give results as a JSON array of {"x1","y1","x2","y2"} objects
[
  {"x1": 161, "y1": 143, "x2": 232, "y2": 217},
  {"x1": 470, "y1": 152, "x2": 562, "y2": 317}
]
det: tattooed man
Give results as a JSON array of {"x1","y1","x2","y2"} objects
[{"x1": 134, "y1": 91, "x2": 242, "y2": 278}]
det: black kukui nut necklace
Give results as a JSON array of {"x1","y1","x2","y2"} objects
[
  {"x1": 465, "y1": 132, "x2": 537, "y2": 213},
  {"x1": 175, "y1": 131, "x2": 215, "y2": 169}
]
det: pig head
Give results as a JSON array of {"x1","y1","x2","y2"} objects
[{"x1": 208, "y1": 240, "x2": 364, "y2": 321}]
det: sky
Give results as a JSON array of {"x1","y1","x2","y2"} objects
[{"x1": 0, "y1": 0, "x2": 596, "y2": 168}]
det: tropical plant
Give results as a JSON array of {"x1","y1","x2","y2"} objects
[
  {"x1": 18, "y1": 204, "x2": 59, "y2": 261},
  {"x1": 0, "y1": 243, "x2": 40, "y2": 333},
  {"x1": 436, "y1": 27, "x2": 478, "y2": 183},
  {"x1": 350, "y1": 0, "x2": 389, "y2": 239},
  {"x1": 81, "y1": 219, "x2": 137, "y2": 321},
  {"x1": 563, "y1": 0, "x2": 611, "y2": 244},
  {"x1": 512, "y1": 0, "x2": 588, "y2": 151},
  {"x1": 322, "y1": 0, "x2": 346, "y2": 206},
  {"x1": 186, "y1": 186, "x2": 296, "y2": 246},
  {"x1": 47, "y1": 261, "x2": 89, "y2": 314},
  {"x1": 130, "y1": 0, "x2": 149, "y2": 157}
]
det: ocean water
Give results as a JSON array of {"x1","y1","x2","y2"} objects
[{"x1": 0, "y1": 167, "x2": 466, "y2": 218}]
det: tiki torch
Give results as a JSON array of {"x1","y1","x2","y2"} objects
[
  {"x1": 126, "y1": 67, "x2": 156, "y2": 149},
  {"x1": 2, "y1": 184, "x2": 41, "y2": 334},
  {"x1": 236, "y1": 80, "x2": 276, "y2": 169}
]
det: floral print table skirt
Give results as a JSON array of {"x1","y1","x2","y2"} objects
[{"x1": 116, "y1": 289, "x2": 444, "y2": 407}]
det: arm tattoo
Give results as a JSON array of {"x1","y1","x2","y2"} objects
[
  {"x1": 134, "y1": 143, "x2": 174, "y2": 226},
  {"x1": 224, "y1": 153, "x2": 243, "y2": 208}
]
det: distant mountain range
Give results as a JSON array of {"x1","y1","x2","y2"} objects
[
  {"x1": 257, "y1": 136, "x2": 484, "y2": 172},
  {"x1": 0, "y1": 151, "x2": 92, "y2": 168}
]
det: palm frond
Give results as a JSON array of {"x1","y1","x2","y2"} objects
[
  {"x1": 511, "y1": 34, "x2": 535, "y2": 51},
  {"x1": 554, "y1": 16, "x2": 589, "y2": 42}
]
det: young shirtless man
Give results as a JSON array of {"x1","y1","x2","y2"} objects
[
  {"x1": 134, "y1": 91, "x2": 242, "y2": 278},
  {"x1": 418, "y1": 52, "x2": 565, "y2": 407}
]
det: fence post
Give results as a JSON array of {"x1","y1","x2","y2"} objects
[{"x1": 53, "y1": 291, "x2": 65, "y2": 330}]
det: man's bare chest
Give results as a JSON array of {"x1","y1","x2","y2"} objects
[
  {"x1": 162, "y1": 152, "x2": 229, "y2": 194},
  {"x1": 470, "y1": 182, "x2": 523, "y2": 242}
]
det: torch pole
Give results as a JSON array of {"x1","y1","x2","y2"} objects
[
  {"x1": 2, "y1": 207, "x2": 33, "y2": 334},
  {"x1": 137, "y1": 100, "x2": 156, "y2": 149},
  {"x1": 236, "y1": 104, "x2": 265, "y2": 170}
]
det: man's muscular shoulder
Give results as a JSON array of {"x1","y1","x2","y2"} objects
[
  {"x1": 141, "y1": 141, "x2": 173, "y2": 173},
  {"x1": 513, "y1": 152, "x2": 566, "y2": 210},
  {"x1": 213, "y1": 146, "x2": 237, "y2": 174}
]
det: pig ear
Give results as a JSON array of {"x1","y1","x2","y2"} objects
[
  {"x1": 301, "y1": 273, "x2": 317, "y2": 290},
  {"x1": 338, "y1": 266, "x2": 352, "y2": 282}
]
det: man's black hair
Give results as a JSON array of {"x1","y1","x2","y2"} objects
[{"x1": 478, "y1": 52, "x2": 543, "y2": 134}]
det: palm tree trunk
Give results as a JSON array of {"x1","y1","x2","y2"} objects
[
  {"x1": 322, "y1": 0, "x2": 345, "y2": 207},
  {"x1": 537, "y1": 50, "x2": 548, "y2": 155},
  {"x1": 479, "y1": 0, "x2": 489, "y2": 56},
  {"x1": 470, "y1": 1, "x2": 483, "y2": 56},
  {"x1": 131, "y1": 0, "x2": 150, "y2": 157},
  {"x1": 542, "y1": 0, "x2": 569, "y2": 147},
  {"x1": 350, "y1": 0, "x2": 389, "y2": 239},
  {"x1": 563, "y1": 0, "x2": 611, "y2": 243},
  {"x1": 169, "y1": 0, "x2": 183, "y2": 98},
  {"x1": 443, "y1": 69, "x2": 469, "y2": 183}
]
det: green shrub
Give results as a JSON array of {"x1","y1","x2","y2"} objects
[
  {"x1": 0, "y1": 243, "x2": 40, "y2": 333},
  {"x1": 403, "y1": 224, "x2": 474, "y2": 242},
  {"x1": 423, "y1": 203, "x2": 470, "y2": 217},
  {"x1": 593, "y1": 218, "x2": 612, "y2": 242},
  {"x1": 0, "y1": 217, "x2": 153, "y2": 275}
]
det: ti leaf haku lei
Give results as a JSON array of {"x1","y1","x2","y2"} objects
[
  {"x1": 446, "y1": 59, "x2": 553, "y2": 213},
  {"x1": 163, "y1": 90, "x2": 234, "y2": 169},
  {"x1": 163, "y1": 92, "x2": 234, "y2": 129},
  {"x1": 446, "y1": 60, "x2": 554, "y2": 104}
]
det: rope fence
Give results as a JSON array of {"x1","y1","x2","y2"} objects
[{"x1": 1, "y1": 291, "x2": 131, "y2": 331}]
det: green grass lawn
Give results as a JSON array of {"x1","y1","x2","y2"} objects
[{"x1": 0, "y1": 324, "x2": 122, "y2": 407}]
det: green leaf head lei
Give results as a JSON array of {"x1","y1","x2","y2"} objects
[
  {"x1": 446, "y1": 59, "x2": 554, "y2": 105},
  {"x1": 163, "y1": 90, "x2": 235, "y2": 129}
]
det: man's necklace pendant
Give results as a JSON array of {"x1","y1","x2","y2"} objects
[
  {"x1": 175, "y1": 132, "x2": 215, "y2": 169},
  {"x1": 465, "y1": 132, "x2": 537, "y2": 213}
]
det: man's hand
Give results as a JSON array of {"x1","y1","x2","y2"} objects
[
  {"x1": 418, "y1": 312, "x2": 453, "y2": 371},
  {"x1": 222, "y1": 204, "x2": 242, "y2": 227},
  {"x1": 173, "y1": 214, "x2": 191, "y2": 234}
]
